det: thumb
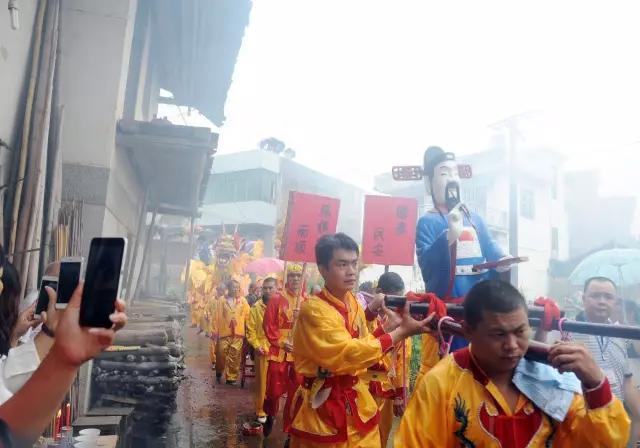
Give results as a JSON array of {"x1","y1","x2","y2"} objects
[
  {"x1": 25, "y1": 302, "x2": 36, "y2": 315},
  {"x1": 67, "y1": 282, "x2": 84, "y2": 309},
  {"x1": 45, "y1": 286, "x2": 58, "y2": 309},
  {"x1": 381, "y1": 304, "x2": 398, "y2": 320}
]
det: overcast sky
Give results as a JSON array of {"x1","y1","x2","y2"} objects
[{"x1": 214, "y1": 0, "x2": 640, "y2": 199}]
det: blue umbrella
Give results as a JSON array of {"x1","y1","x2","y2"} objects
[{"x1": 569, "y1": 249, "x2": 640, "y2": 287}]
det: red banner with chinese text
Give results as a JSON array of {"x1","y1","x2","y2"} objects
[
  {"x1": 362, "y1": 195, "x2": 417, "y2": 266},
  {"x1": 280, "y1": 192, "x2": 341, "y2": 262}
]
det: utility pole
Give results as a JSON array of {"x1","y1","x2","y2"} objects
[
  {"x1": 489, "y1": 111, "x2": 538, "y2": 288},
  {"x1": 507, "y1": 120, "x2": 519, "y2": 287}
]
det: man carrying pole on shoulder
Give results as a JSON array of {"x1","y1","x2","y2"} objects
[
  {"x1": 263, "y1": 263, "x2": 305, "y2": 437},
  {"x1": 359, "y1": 271, "x2": 412, "y2": 448},
  {"x1": 288, "y1": 233, "x2": 434, "y2": 447},
  {"x1": 396, "y1": 279, "x2": 631, "y2": 447}
]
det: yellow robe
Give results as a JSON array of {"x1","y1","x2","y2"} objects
[
  {"x1": 206, "y1": 296, "x2": 220, "y2": 365},
  {"x1": 395, "y1": 346, "x2": 631, "y2": 448},
  {"x1": 217, "y1": 296, "x2": 250, "y2": 382},
  {"x1": 187, "y1": 260, "x2": 206, "y2": 326},
  {"x1": 265, "y1": 289, "x2": 300, "y2": 363},
  {"x1": 218, "y1": 296, "x2": 250, "y2": 338},
  {"x1": 190, "y1": 266, "x2": 208, "y2": 329},
  {"x1": 246, "y1": 299, "x2": 270, "y2": 418},
  {"x1": 413, "y1": 333, "x2": 440, "y2": 389},
  {"x1": 289, "y1": 289, "x2": 394, "y2": 447},
  {"x1": 361, "y1": 317, "x2": 412, "y2": 448}
]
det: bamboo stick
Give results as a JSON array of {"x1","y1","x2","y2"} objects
[
  {"x1": 9, "y1": 0, "x2": 47, "y2": 259},
  {"x1": 18, "y1": 0, "x2": 60, "y2": 296}
]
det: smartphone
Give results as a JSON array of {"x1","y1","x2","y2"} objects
[
  {"x1": 35, "y1": 276, "x2": 58, "y2": 318},
  {"x1": 80, "y1": 237, "x2": 127, "y2": 328},
  {"x1": 56, "y1": 257, "x2": 83, "y2": 309}
]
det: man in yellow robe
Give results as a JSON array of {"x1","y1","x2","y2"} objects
[
  {"x1": 262, "y1": 263, "x2": 305, "y2": 437},
  {"x1": 216, "y1": 279, "x2": 250, "y2": 385},
  {"x1": 246, "y1": 277, "x2": 277, "y2": 424},
  {"x1": 360, "y1": 272, "x2": 412, "y2": 448},
  {"x1": 289, "y1": 233, "x2": 433, "y2": 448},
  {"x1": 207, "y1": 284, "x2": 226, "y2": 371},
  {"x1": 395, "y1": 279, "x2": 631, "y2": 447},
  {"x1": 188, "y1": 261, "x2": 207, "y2": 329}
]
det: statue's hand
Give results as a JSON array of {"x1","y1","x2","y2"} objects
[{"x1": 447, "y1": 205, "x2": 463, "y2": 245}]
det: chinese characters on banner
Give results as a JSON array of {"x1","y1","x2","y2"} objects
[
  {"x1": 362, "y1": 195, "x2": 418, "y2": 266},
  {"x1": 280, "y1": 192, "x2": 341, "y2": 262}
]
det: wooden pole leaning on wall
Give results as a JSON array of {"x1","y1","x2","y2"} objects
[
  {"x1": 133, "y1": 206, "x2": 158, "y2": 303},
  {"x1": 124, "y1": 187, "x2": 149, "y2": 303},
  {"x1": 8, "y1": 0, "x2": 47, "y2": 259}
]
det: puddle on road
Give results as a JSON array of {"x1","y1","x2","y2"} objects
[{"x1": 167, "y1": 327, "x2": 288, "y2": 448}]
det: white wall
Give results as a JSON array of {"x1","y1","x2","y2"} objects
[
  {"x1": 0, "y1": 1, "x2": 39, "y2": 191},
  {"x1": 461, "y1": 150, "x2": 568, "y2": 297},
  {"x1": 104, "y1": 146, "x2": 143, "y2": 234},
  {"x1": 0, "y1": 1, "x2": 38, "y2": 145},
  {"x1": 58, "y1": 0, "x2": 137, "y2": 167}
]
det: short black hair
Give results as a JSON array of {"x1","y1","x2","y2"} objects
[
  {"x1": 315, "y1": 233, "x2": 359, "y2": 268},
  {"x1": 263, "y1": 277, "x2": 277, "y2": 286},
  {"x1": 377, "y1": 272, "x2": 405, "y2": 295},
  {"x1": 584, "y1": 276, "x2": 617, "y2": 293},
  {"x1": 359, "y1": 281, "x2": 374, "y2": 293},
  {"x1": 226, "y1": 279, "x2": 239, "y2": 289},
  {"x1": 463, "y1": 280, "x2": 526, "y2": 328}
]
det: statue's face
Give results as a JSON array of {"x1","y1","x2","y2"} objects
[{"x1": 430, "y1": 160, "x2": 460, "y2": 208}]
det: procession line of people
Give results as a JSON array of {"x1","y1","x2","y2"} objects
[{"x1": 188, "y1": 231, "x2": 633, "y2": 447}]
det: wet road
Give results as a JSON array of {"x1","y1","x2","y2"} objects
[{"x1": 168, "y1": 327, "x2": 288, "y2": 448}]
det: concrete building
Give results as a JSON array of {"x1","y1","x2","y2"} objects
[
  {"x1": 375, "y1": 145, "x2": 569, "y2": 298},
  {"x1": 1, "y1": 0, "x2": 250, "y2": 416},
  {"x1": 1, "y1": 0, "x2": 250, "y2": 285},
  {"x1": 200, "y1": 149, "x2": 370, "y2": 255}
]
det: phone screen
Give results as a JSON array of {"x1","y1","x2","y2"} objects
[
  {"x1": 80, "y1": 238, "x2": 126, "y2": 328},
  {"x1": 35, "y1": 278, "x2": 58, "y2": 316},
  {"x1": 57, "y1": 261, "x2": 81, "y2": 307}
]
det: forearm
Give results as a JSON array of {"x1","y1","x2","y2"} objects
[
  {"x1": 389, "y1": 328, "x2": 409, "y2": 345},
  {"x1": 34, "y1": 332, "x2": 55, "y2": 361},
  {"x1": 624, "y1": 377, "x2": 640, "y2": 418},
  {"x1": 0, "y1": 349, "x2": 78, "y2": 442}
]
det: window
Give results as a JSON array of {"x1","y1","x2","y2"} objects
[
  {"x1": 205, "y1": 169, "x2": 278, "y2": 204},
  {"x1": 551, "y1": 227, "x2": 559, "y2": 253},
  {"x1": 520, "y1": 189, "x2": 535, "y2": 219}
]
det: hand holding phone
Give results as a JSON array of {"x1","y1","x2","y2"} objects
[
  {"x1": 56, "y1": 257, "x2": 83, "y2": 310},
  {"x1": 80, "y1": 238, "x2": 127, "y2": 328},
  {"x1": 35, "y1": 276, "x2": 58, "y2": 319}
]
